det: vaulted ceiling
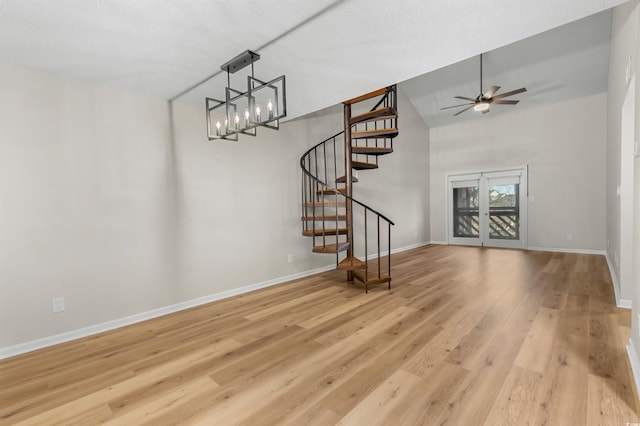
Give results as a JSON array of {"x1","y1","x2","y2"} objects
[
  {"x1": 0, "y1": 0, "x2": 627, "y2": 122},
  {"x1": 401, "y1": 9, "x2": 614, "y2": 128}
]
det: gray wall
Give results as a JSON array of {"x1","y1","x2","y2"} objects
[
  {"x1": 607, "y1": 0, "x2": 639, "y2": 305},
  {"x1": 429, "y1": 93, "x2": 607, "y2": 251},
  {"x1": 607, "y1": 0, "x2": 640, "y2": 367},
  {"x1": 0, "y1": 62, "x2": 176, "y2": 347},
  {"x1": 0, "y1": 62, "x2": 429, "y2": 351}
]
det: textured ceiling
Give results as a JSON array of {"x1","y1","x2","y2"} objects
[{"x1": 0, "y1": 0, "x2": 628, "y2": 121}]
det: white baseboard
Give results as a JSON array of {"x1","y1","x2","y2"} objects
[
  {"x1": 2, "y1": 241, "x2": 628, "y2": 359},
  {"x1": 363, "y1": 241, "x2": 432, "y2": 261},
  {"x1": 605, "y1": 252, "x2": 632, "y2": 309},
  {"x1": 0, "y1": 263, "x2": 337, "y2": 360},
  {"x1": 0, "y1": 242, "x2": 436, "y2": 360},
  {"x1": 628, "y1": 339, "x2": 640, "y2": 397},
  {"x1": 391, "y1": 241, "x2": 431, "y2": 255},
  {"x1": 527, "y1": 246, "x2": 606, "y2": 255}
]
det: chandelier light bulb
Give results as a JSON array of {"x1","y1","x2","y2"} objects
[
  {"x1": 244, "y1": 108, "x2": 250, "y2": 126},
  {"x1": 255, "y1": 104, "x2": 262, "y2": 122},
  {"x1": 267, "y1": 99, "x2": 274, "y2": 119},
  {"x1": 215, "y1": 119, "x2": 221, "y2": 136}
]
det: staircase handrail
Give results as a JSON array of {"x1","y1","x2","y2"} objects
[{"x1": 299, "y1": 132, "x2": 395, "y2": 226}]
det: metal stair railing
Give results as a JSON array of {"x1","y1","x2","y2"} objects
[{"x1": 300, "y1": 87, "x2": 396, "y2": 288}]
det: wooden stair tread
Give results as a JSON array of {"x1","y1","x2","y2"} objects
[
  {"x1": 317, "y1": 187, "x2": 346, "y2": 195},
  {"x1": 352, "y1": 128, "x2": 398, "y2": 139},
  {"x1": 351, "y1": 269, "x2": 392, "y2": 285},
  {"x1": 351, "y1": 161, "x2": 378, "y2": 170},
  {"x1": 350, "y1": 107, "x2": 397, "y2": 125},
  {"x1": 336, "y1": 175, "x2": 358, "y2": 183},
  {"x1": 301, "y1": 215, "x2": 347, "y2": 221},
  {"x1": 337, "y1": 256, "x2": 367, "y2": 270},
  {"x1": 302, "y1": 228, "x2": 348, "y2": 237},
  {"x1": 305, "y1": 201, "x2": 346, "y2": 207},
  {"x1": 351, "y1": 146, "x2": 393, "y2": 156},
  {"x1": 343, "y1": 88, "x2": 389, "y2": 105},
  {"x1": 313, "y1": 242, "x2": 350, "y2": 253}
]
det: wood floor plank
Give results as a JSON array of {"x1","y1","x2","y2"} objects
[
  {"x1": 434, "y1": 331, "x2": 527, "y2": 425},
  {"x1": 483, "y1": 366, "x2": 545, "y2": 425},
  {"x1": 445, "y1": 303, "x2": 513, "y2": 370},
  {"x1": 396, "y1": 361, "x2": 470, "y2": 424},
  {"x1": 318, "y1": 322, "x2": 443, "y2": 417},
  {"x1": 243, "y1": 286, "x2": 343, "y2": 321},
  {"x1": 514, "y1": 307, "x2": 561, "y2": 373},
  {"x1": 195, "y1": 307, "x2": 419, "y2": 425},
  {"x1": 298, "y1": 292, "x2": 384, "y2": 329},
  {"x1": 281, "y1": 405, "x2": 341, "y2": 426},
  {"x1": 587, "y1": 374, "x2": 639, "y2": 425},
  {"x1": 336, "y1": 369, "x2": 424, "y2": 425},
  {"x1": 0, "y1": 246, "x2": 636, "y2": 425},
  {"x1": 401, "y1": 307, "x2": 489, "y2": 378},
  {"x1": 6, "y1": 339, "x2": 239, "y2": 425},
  {"x1": 104, "y1": 376, "x2": 219, "y2": 425},
  {"x1": 223, "y1": 331, "x2": 392, "y2": 425}
]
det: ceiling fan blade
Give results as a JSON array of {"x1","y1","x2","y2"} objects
[
  {"x1": 441, "y1": 103, "x2": 474, "y2": 110},
  {"x1": 454, "y1": 96, "x2": 477, "y2": 102},
  {"x1": 453, "y1": 105, "x2": 475, "y2": 116},
  {"x1": 492, "y1": 99, "x2": 519, "y2": 105},
  {"x1": 492, "y1": 87, "x2": 527, "y2": 100},
  {"x1": 483, "y1": 86, "x2": 500, "y2": 99}
]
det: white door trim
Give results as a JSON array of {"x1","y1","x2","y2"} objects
[{"x1": 446, "y1": 166, "x2": 528, "y2": 249}]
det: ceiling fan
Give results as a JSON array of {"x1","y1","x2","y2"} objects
[{"x1": 441, "y1": 53, "x2": 527, "y2": 116}]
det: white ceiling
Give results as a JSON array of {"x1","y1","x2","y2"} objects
[{"x1": 0, "y1": 0, "x2": 627, "y2": 122}]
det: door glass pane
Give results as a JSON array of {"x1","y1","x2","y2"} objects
[
  {"x1": 453, "y1": 187, "x2": 479, "y2": 238},
  {"x1": 488, "y1": 184, "x2": 519, "y2": 240}
]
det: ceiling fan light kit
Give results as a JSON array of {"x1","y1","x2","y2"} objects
[
  {"x1": 442, "y1": 53, "x2": 526, "y2": 117},
  {"x1": 473, "y1": 102, "x2": 490, "y2": 112}
]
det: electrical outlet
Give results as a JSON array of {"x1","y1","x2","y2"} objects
[
  {"x1": 287, "y1": 254, "x2": 293, "y2": 264},
  {"x1": 52, "y1": 297, "x2": 65, "y2": 313},
  {"x1": 528, "y1": 195, "x2": 535, "y2": 202},
  {"x1": 566, "y1": 233, "x2": 573, "y2": 241}
]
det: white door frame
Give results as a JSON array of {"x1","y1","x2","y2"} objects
[
  {"x1": 446, "y1": 166, "x2": 528, "y2": 249},
  {"x1": 620, "y1": 75, "x2": 635, "y2": 301}
]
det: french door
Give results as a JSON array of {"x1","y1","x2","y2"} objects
[{"x1": 447, "y1": 167, "x2": 527, "y2": 249}]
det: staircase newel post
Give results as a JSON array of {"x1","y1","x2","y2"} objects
[{"x1": 344, "y1": 102, "x2": 354, "y2": 281}]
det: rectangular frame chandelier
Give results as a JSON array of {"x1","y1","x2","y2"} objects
[{"x1": 206, "y1": 50, "x2": 287, "y2": 141}]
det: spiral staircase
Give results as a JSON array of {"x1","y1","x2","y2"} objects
[{"x1": 300, "y1": 85, "x2": 398, "y2": 292}]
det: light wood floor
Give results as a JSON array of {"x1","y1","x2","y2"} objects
[{"x1": 1, "y1": 245, "x2": 638, "y2": 425}]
